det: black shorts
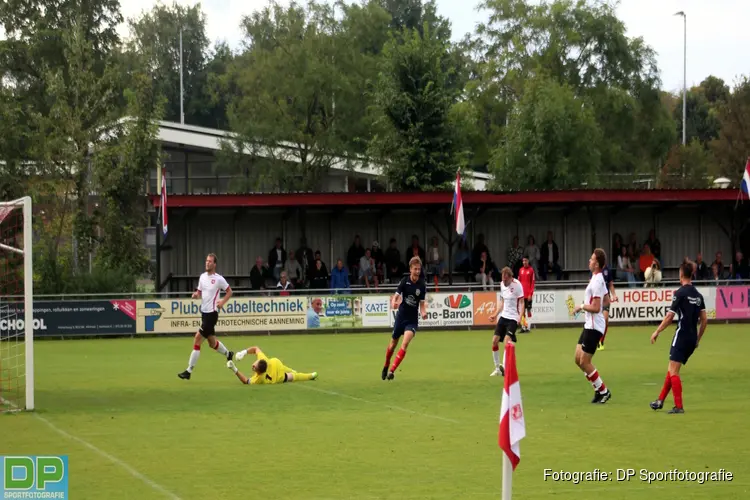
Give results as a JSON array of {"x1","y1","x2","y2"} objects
[
  {"x1": 670, "y1": 336, "x2": 697, "y2": 365},
  {"x1": 494, "y1": 317, "x2": 518, "y2": 343},
  {"x1": 199, "y1": 311, "x2": 219, "y2": 337},
  {"x1": 392, "y1": 316, "x2": 418, "y2": 340},
  {"x1": 524, "y1": 298, "x2": 532, "y2": 312},
  {"x1": 577, "y1": 329, "x2": 603, "y2": 355}
]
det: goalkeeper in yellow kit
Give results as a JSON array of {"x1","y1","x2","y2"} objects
[{"x1": 226, "y1": 346, "x2": 318, "y2": 385}]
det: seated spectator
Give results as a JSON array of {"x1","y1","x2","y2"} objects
[
  {"x1": 309, "y1": 253, "x2": 329, "y2": 290},
  {"x1": 426, "y1": 236, "x2": 445, "y2": 281},
  {"x1": 384, "y1": 238, "x2": 402, "y2": 283},
  {"x1": 644, "y1": 259, "x2": 662, "y2": 287},
  {"x1": 638, "y1": 243, "x2": 656, "y2": 280},
  {"x1": 713, "y1": 251, "x2": 727, "y2": 279},
  {"x1": 405, "y1": 235, "x2": 426, "y2": 267},
  {"x1": 283, "y1": 250, "x2": 304, "y2": 288},
  {"x1": 359, "y1": 249, "x2": 379, "y2": 289},
  {"x1": 540, "y1": 231, "x2": 563, "y2": 280},
  {"x1": 731, "y1": 251, "x2": 750, "y2": 280},
  {"x1": 472, "y1": 233, "x2": 490, "y2": 264},
  {"x1": 268, "y1": 237, "x2": 286, "y2": 281},
  {"x1": 694, "y1": 252, "x2": 710, "y2": 281},
  {"x1": 277, "y1": 271, "x2": 293, "y2": 296},
  {"x1": 645, "y1": 229, "x2": 662, "y2": 264},
  {"x1": 616, "y1": 245, "x2": 636, "y2": 287},
  {"x1": 454, "y1": 240, "x2": 472, "y2": 282},
  {"x1": 524, "y1": 235, "x2": 540, "y2": 278},
  {"x1": 711, "y1": 263, "x2": 721, "y2": 283},
  {"x1": 347, "y1": 235, "x2": 365, "y2": 280},
  {"x1": 297, "y1": 237, "x2": 314, "y2": 283},
  {"x1": 371, "y1": 241, "x2": 385, "y2": 283},
  {"x1": 250, "y1": 257, "x2": 268, "y2": 291},
  {"x1": 330, "y1": 259, "x2": 351, "y2": 294},
  {"x1": 474, "y1": 250, "x2": 495, "y2": 290},
  {"x1": 506, "y1": 236, "x2": 523, "y2": 277}
]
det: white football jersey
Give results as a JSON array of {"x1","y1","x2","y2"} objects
[
  {"x1": 584, "y1": 272, "x2": 608, "y2": 333},
  {"x1": 197, "y1": 272, "x2": 229, "y2": 313},
  {"x1": 499, "y1": 278, "x2": 525, "y2": 322}
]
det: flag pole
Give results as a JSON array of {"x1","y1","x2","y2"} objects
[{"x1": 502, "y1": 453, "x2": 513, "y2": 500}]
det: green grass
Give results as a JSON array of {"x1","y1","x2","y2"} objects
[{"x1": 3, "y1": 326, "x2": 749, "y2": 499}]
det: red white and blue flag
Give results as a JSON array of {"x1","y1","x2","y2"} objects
[
  {"x1": 160, "y1": 167, "x2": 168, "y2": 237},
  {"x1": 741, "y1": 158, "x2": 750, "y2": 197},
  {"x1": 452, "y1": 171, "x2": 466, "y2": 237},
  {"x1": 499, "y1": 342, "x2": 525, "y2": 470}
]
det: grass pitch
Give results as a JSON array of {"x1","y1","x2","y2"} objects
[{"x1": 3, "y1": 325, "x2": 749, "y2": 499}]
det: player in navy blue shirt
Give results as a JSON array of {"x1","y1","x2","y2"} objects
[
  {"x1": 597, "y1": 263, "x2": 618, "y2": 350},
  {"x1": 382, "y1": 256, "x2": 427, "y2": 381},
  {"x1": 649, "y1": 262, "x2": 707, "y2": 414}
]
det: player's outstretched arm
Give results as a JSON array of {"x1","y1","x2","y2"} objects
[
  {"x1": 697, "y1": 310, "x2": 708, "y2": 344},
  {"x1": 420, "y1": 299, "x2": 428, "y2": 319},
  {"x1": 391, "y1": 293, "x2": 402, "y2": 309},
  {"x1": 650, "y1": 311, "x2": 675, "y2": 343},
  {"x1": 227, "y1": 361, "x2": 250, "y2": 384}
]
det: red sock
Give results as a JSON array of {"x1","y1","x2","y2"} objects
[
  {"x1": 384, "y1": 346, "x2": 395, "y2": 368},
  {"x1": 658, "y1": 372, "x2": 672, "y2": 401},
  {"x1": 671, "y1": 375, "x2": 683, "y2": 409},
  {"x1": 390, "y1": 348, "x2": 406, "y2": 372},
  {"x1": 586, "y1": 369, "x2": 607, "y2": 393}
]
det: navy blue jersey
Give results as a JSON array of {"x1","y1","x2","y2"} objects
[
  {"x1": 396, "y1": 276, "x2": 427, "y2": 322},
  {"x1": 669, "y1": 284, "x2": 705, "y2": 341}
]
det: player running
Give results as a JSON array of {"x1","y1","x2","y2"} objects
[
  {"x1": 178, "y1": 253, "x2": 234, "y2": 380},
  {"x1": 227, "y1": 346, "x2": 318, "y2": 385},
  {"x1": 487, "y1": 267, "x2": 525, "y2": 376},
  {"x1": 573, "y1": 249, "x2": 612, "y2": 403},
  {"x1": 649, "y1": 262, "x2": 707, "y2": 414},
  {"x1": 517, "y1": 257, "x2": 535, "y2": 332},
  {"x1": 597, "y1": 263, "x2": 618, "y2": 350},
  {"x1": 382, "y1": 256, "x2": 427, "y2": 381}
]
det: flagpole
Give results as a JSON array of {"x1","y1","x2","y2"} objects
[
  {"x1": 502, "y1": 454, "x2": 513, "y2": 500},
  {"x1": 156, "y1": 187, "x2": 162, "y2": 294}
]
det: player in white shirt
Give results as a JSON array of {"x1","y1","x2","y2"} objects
[
  {"x1": 573, "y1": 249, "x2": 612, "y2": 403},
  {"x1": 487, "y1": 267, "x2": 525, "y2": 377},
  {"x1": 178, "y1": 253, "x2": 235, "y2": 380}
]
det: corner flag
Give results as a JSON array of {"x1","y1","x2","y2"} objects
[
  {"x1": 499, "y1": 342, "x2": 525, "y2": 499},
  {"x1": 159, "y1": 167, "x2": 168, "y2": 238},
  {"x1": 741, "y1": 158, "x2": 750, "y2": 198},
  {"x1": 452, "y1": 171, "x2": 466, "y2": 236}
]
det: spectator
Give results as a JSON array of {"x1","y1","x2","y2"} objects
[
  {"x1": 731, "y1": 251, "x2": 750, "y2": 280},
  {"x1": 524, "y1": 235, "x2": 540, "y2": 278},
  {"x1": 347, "y1": 235, "x2": 366, "y2": 279},
  {"x1": 506, "y1": 236, "x2": 523, "y2": 277},
  {"x1": 472, "y1": 233, "x2": 490, "y2": 265},
  {"x1": 645, "y1": 229, "x2": 661, "y2": 263},
  {"x1": 713, "y1": 251, "x2": 727, "y2": 279},
  {"x1": 627, "y1": 232, "x2": 638, "y2": 261},
  {"x1": 359, "y1": 249, "x2": 378, "y2": 289},
  {"x1": 711, "y1": 263, "x2": 721, "y2": 283},
  {"x1": 474, "y1": 250, "x2": 495, "y2": 290},
  {"x1": 250, "y1": 257, "x2": 268, "y2": 291},
  {"x1": 426, "y1": 236, "x2": 445, "y2": 281},
  {"x1": 694, "y1": 252, "x2": 710, "y2": 281},
  {"x1": 277, "y1": 271, "x2": 293, "y2": 296},
  {"x1": 539, "y1": 231, "x2": 563, "y2": 280},
  {"x1": 330, "y1": 259, "x2": 351, "y2": 294},
  {"x1": 384, "y1": 238, "x2": 403, "y2": 283},
  {"x1": 454, "y1": 240, "x2": 472, "y2": 282},
  {"x1": 297, "y1": 237, "x2": 314, "y2": 281},
  {"x1": 268, "y1": 237, "x2": 286, "y2": 281},
  {"x1": 371, "y1": 241, "x2": 385, "y2": 283},
  {"x1": 616, "y1": 245, "x2": 636, "y2": 287},
  {"x1": 309, "y1": 253, "x2": 329, "y2": 290},
  {"x1": 283, "y1": 250, "x2": 304, "y2": 288},
  {"x1": 612, "y1": 233, "x2": 624, "y2": 270},
  {"x1": 405, "y1": 235, "x2": 426, "y2": 267},
  {"x1": 644, "y1": 259, "x2": 662, "y2": 287},
  {"x1": 638, "y1": 243, "x2": 656, "y2": 281}
]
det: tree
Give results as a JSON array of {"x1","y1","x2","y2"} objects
[
  {"x1": 660, "y1": 140, "x2": 716, "y2": 189},
  {"x1": 490, "y1": 75, "x2": 601, "y2": 190},
  {"x1": 712, "y1": 77, "x2": 750, "y2": 181},
  {"x1": 219, "y1": 1, "x2": 351, "y2": 192}
]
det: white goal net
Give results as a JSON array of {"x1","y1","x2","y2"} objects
[{"x1": 0, "y1": 197, "x2": 34, "y2": 412}]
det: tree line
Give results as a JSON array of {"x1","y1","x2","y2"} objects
[{"x1": 1, "y1": 0, "x2": 749, "y2": 293}]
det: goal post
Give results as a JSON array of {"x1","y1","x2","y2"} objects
[{"x1": 0, "y1": 196, "x2": 34, "y2": 412}]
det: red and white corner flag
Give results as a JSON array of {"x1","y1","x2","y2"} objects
[
  {"x1": 160, "y1": 167, "x2": 168, "y2": 238},
  {"x1": 451, "y1": 171, "x2": 466, "y2": 237},
  {"x1": 499, "y1": 342, "x2": 525, "y2": 499}
]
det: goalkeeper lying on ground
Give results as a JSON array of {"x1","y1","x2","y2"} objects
[{"x1": 227, "y1": 346, "x2": 318, "y2": 385}]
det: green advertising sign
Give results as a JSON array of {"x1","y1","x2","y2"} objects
[{"x1": 306, "y1": 296, "x2": 363, "y2": 329}]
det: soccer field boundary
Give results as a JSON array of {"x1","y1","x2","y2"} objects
[
  {"x1": 299, "y1": 384, "x2": 460, "y2": 424},
  {"x1": 33, "y1": 413, "x2": 183, "y2": 500}
]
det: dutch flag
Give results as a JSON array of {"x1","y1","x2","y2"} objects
[
  {"x1": 159, "y1": 167, "x2": 168, "y2": 238},
  {"x1": 452, "y1": 171, "x2": 466, "y2": 237},
  {"x1": 741, "y1": 158, "x2": 750, "y2": 198}
]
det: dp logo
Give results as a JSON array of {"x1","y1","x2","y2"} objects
[{"x1": 1, "y1": 456, "x2": 68, "y2": 498}]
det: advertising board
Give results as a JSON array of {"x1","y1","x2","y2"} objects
[
  {"x1": 0, "y1": 300, "x2": 136, "y2": 337},
  {"x1": 306, "y1": 296, "x2": 362, "y2": 329}
]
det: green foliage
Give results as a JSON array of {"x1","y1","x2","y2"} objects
[
  {"x1": 711, "y1": 77, "x2": 750, "y2": 181},
  {"x1": 660, "y1": 140, "x2": 716, "y2": 189},
  {"x1": 490, "y1": 76, "x2": 601, "y2": 190}
]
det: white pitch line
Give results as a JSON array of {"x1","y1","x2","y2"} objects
[
  {"x1": 300, "y1": 385, "x2": 460, "y2": 424},
  {"x1": 33, "y1": 414, "x2": 183, "y2": 500}
]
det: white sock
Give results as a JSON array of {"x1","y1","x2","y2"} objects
[
  {"x1": 187, "y1": 349, "x2": 200, "y2": 373},
  {"x1": 214, "y1": 341, "x2": 228, "y2": 356},
  {"x1": 492, "y1": 349, "x2": 501, "y2": 367}
]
